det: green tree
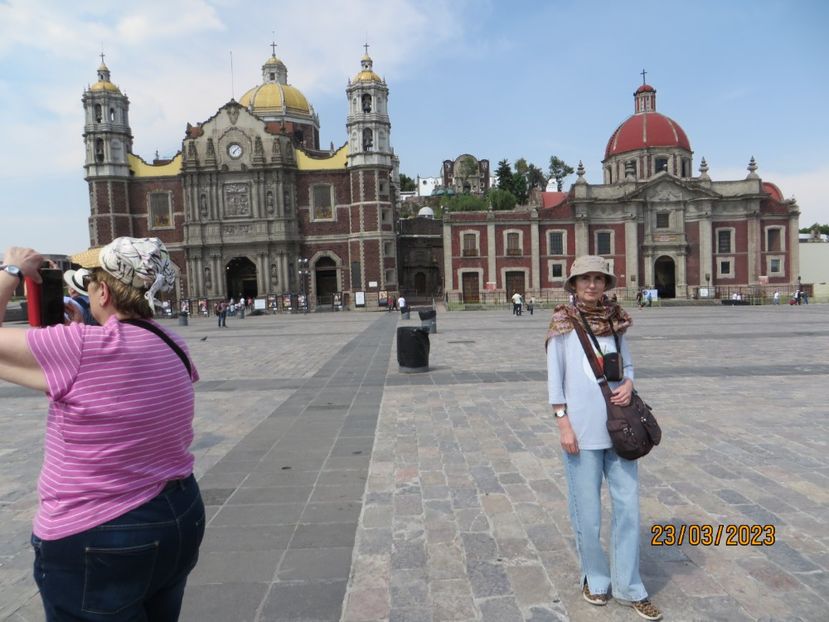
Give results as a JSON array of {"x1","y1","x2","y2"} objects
[
  {"x1": 800, "y1": 223, "x2": 829, "y2": 235},
  {"x1": 514, "y1": 157, "x2": 529, "y2": 177},
  {"x1": 495, "y1": 159, "x2": 514, "y2": 194},
  {"x1": 399, "y1": 173, "x2": 416, "y2": 192},
  {"x1": 512, "y1": 172, "x2": 529, "y2": 204},
  {"x1": 488, "y1": 188, "x2": 517, "y2": 211},
  {"x1": 444, "y1": 194, "x2": 488, "y2": 212},
  {"x1": 527, "y1": 163, "x2": 547, "y2": 190},
  {"x1": 548, "y1": 156, "x2": 575, "y2": 191}
]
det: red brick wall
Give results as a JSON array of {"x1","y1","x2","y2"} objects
[
  {"x1": 128, "y1": 178, "x2": 185, "y2": 245},
  {"x1": 685, "y1": 220, "x2": 701, "y2": 284}
]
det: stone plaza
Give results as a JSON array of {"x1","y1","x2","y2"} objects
[{"x1": 0, "y1": 303, "x2": 827, "y2": 621}]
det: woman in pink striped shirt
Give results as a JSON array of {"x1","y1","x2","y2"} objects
[{"x1": 0, "y1": 238, "x2": 203, "y2": 621}]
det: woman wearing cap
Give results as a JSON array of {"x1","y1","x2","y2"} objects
[
  {"x1": 0, "y1": 238, "x2": 204, "y2": 620},
  {"x1": 545, "y1": 256, "x2": 661, "y2": 620}
]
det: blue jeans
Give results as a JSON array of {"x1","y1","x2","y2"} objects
[
  {"x1": 32, "y1": 475, "x2": 205, "y2": 621},
  {"x1": 562, "y1": 448, "x2": 647, "y2": 602}
]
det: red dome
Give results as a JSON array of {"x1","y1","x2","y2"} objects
[
  {"x1": 635, "y1": 84, "x2": 656, "y2": 94},
  {"x1": 762, "y1": 182, "x2": 784, "y2": 202},
  {"x1": 604, "y1": 112, "x2": 691, "y2": 159}
]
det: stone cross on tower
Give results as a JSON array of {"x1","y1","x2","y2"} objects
[
  {"x1": 363, "y1": 42, "x2": 370, "y2": 56},
  {"x1": 640, "y1": 68, "x2": 647, "y2": 84}
]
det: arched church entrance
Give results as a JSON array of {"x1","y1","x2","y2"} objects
[
  {"x1": 654, "y1": 256, "x2": 676, "y2": 299},
  {"x1": 315, "y1": 257, "x2": 338, "y2": 305},
  {"x1": 226, "y1": 257, "x2": 258, "y2": 300}
]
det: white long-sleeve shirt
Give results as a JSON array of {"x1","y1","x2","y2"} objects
[{"x1": 546, "y1": 330, "x2": 634, "y2": 450}]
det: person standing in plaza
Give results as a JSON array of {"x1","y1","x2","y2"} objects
[
  {"x1": 0, "y1": 238, "x2": 204, "y2": 621},
  {"x1": 545, "y1": 255, "x2": 662, "y2": 620},
  {"x1": 512, "y1": 290, "x2": 523, "y2": 315},
  {"x1": 217, "y1": 299, "x2": 228, "y2": 327}
]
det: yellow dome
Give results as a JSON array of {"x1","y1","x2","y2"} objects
[
  {"x1": 353, "y1": 70, "x2": 382, "y2": 83},
  {"x1": 89, "y1": 80, "x2": 121, "y2": 94},
  {"x1": 239, "y1": 82, "x2": 311, "y2": 114}
]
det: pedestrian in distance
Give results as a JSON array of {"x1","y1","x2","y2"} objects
[
  {"x1": 511, "y1": 291, "x2": 523, "y2": 316},
  {"x1": 527, "y1": 295, "x2": 535, "y2": 316},
  {"x1": 217, "y1": 300, "x2": 228, "y2": 327},
  {"x1": 0, "y1": 237, "x2": 204, "y2": 620},
  {"x1": 545, "y1": 255, "x2": 662, "y2": 621}
]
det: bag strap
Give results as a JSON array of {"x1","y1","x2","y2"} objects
[
  {"x1": 577, "y1": 309, "x2": 620, "y2": 353},
  {"x1": 121, "y1": 319, "x2": 192, "y2": 377}
]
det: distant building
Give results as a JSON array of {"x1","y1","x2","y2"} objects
[{"x1": 445, "y1": 81, "x2": 800, "y2": 301}]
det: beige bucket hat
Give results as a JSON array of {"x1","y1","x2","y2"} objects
[{"x1": 564, "y1": 255, "x2": 617, "y2": 293}]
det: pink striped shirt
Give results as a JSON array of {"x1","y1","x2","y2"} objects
[{"x1": 26, "y1": 316, "x2": 198, "y2": 540}]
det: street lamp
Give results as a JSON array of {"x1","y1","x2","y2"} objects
[{"x1": 297, "y1": 256, "x2": 310, "y2": 314}]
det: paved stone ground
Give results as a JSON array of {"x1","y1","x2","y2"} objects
[{"x1": 1, "y1": 304, "x2": 827, "y2": 621}]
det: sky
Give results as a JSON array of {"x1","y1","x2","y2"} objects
[{"x1": 0, "y1": 0, "x2": 827, "y2": 255}]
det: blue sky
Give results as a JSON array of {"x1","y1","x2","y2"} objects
[{"x1": 1, "y1": 0, "x2": 827, "y2": 254}]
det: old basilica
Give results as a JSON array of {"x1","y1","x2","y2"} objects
[{"x1": 83, "y1": 45, "x2": 399, "y2": 310}]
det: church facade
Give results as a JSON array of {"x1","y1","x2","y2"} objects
[
  {"x1": 444, "y1": 82, "x2": 800, "y2": 301},
  {"x1": 82, "y1": 48, "x2": 399, "y2": 310}
]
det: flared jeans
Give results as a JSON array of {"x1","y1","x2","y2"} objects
[{"x1": 562, "y1": 448, "x2": 647, "y2": 602}]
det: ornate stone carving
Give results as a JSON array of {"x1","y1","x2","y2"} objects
[
  {"x1": 199, "y1": 194, "x2": 208, "y2": 218},
  {"x1": 223, "y1": 183, "x2": 250, "y2": 217},
  {"x1": 228, "y1": 106, "x2": 240, "y2": 125},
  {"x1": 223, "y1": 223, "x2": 253, "y2": 236},
  {"x1": 651, "y1": 185, "x2": 682, "y2": 202},
  {"x1": 266, "y1": 190, "x2": 275, "y2": 215}
]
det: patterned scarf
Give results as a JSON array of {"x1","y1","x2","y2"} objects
[{"x1": 545, "y1": 296, "x2": 633, "y2": 349}]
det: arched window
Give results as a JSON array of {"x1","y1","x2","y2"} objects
[
  {"x1": 361, "y1": 93, "x2": 372, "y2": 113},
  {"x1": 94, "y1": 104, "x2": 102, "y2": 122},
  {"x1": 109, "y1": 107, "x2": 116, "y2": 122},
  {"x1": 362, "y1": 128, "x2": 373, "y2": 151},
  {"x1": 95, "y1": 138, "x2": 104, "y2": 163}
]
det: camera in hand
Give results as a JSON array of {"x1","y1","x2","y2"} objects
[
  {"x1": 603, "y1": 352, "x2": 624, "y2": 382},
  {"x1": 26, "y1": 268, "x2": 65, "y2": 327}
]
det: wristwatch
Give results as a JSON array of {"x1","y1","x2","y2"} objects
[
  {"x1": 553, "y1": 407, "x2": 568, "y2": 418},
  {"x1": 0, "y1": 264, "x2": 24, "y2": 284}
]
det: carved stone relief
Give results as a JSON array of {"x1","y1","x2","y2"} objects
[
  {"x1": 223, "y1": 183, "x2": 251, "y2": 217},
  {"x1": 228, "y1": 106, "x2": 240, "y2": 125}
]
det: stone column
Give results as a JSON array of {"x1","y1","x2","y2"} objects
[
  {"x1": 443, "y1": 218, "x2": 454, "y2": 292},
  {"x1": 624, "y1": 213, "x2": 638, "y2": 288},
  {"x1": 676, "y1": 250, "x2": 688, "y2": 297},
  {"x1": 530, "y1": 209, "x2": 540, "y2": 292},
  {"x1": 747, "y1": 209, "x2": 760, "y2": 284},
  {"x1": 574, "y1": 216, "x2": 589, "y2": 257},
  {"x1": 788, "y1": 212, "x2": 800, "y2": 284},
  {"x1": 486, "y1": 215, "x2": 496, "y2": 288},
  {"x1": 698, "y1": 210, "x2": 712, "y2": 287}
]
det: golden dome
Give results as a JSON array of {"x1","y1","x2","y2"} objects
[
  {"x1": 353, "y1": 69, "x2": 382, "y2": 83},
  {"x1": 239, "y1": 82, "x2": 311, "y2": 114},
  {"x1": 89, "y1": 80, "x2": 122, "y2": 93}
]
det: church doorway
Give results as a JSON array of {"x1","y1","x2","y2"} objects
[
  {"x1": 505, "y1": 271, "x2": 525, "y2": 297},
  {"x1": 414, "y1": 272, "x2": 427, "y2": 296},
  {"x1": 315, "y1": 257, "x2": 338, "y2": 305},
  {"x1": 226, "y1": 257, "x2": 258, "y2": 300},
  {"x1": 654, "y1": 256, "x2": 676, "y2": 299}
]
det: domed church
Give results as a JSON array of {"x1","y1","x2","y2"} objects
[
  {"x1": 82, "y1": 45, "x2": 399, "y2": 310},
  {"x1": 445, "y1": 77, "x2": 800, "y2": 301}
]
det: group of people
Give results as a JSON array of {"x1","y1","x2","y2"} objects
[
  {"x1": 0, "y1": 241, "x2": 661, "y2": 620},
  {"x1": 510, "y1": 291, "x2": 535, "y2": 316}
]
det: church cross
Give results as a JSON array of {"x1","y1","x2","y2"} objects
[
  {"x1": 363, "y1": 42, "x2": 370, "y2": 55},
  {"x1": 640, "y1": 68, "x2": 647, "y2": 84},
  {"x1": 100, "y1": 51, "x2": 106, "y2": 65},
  {"x1": 271, "y1": 35, "x2": 277, "y2": 57}
]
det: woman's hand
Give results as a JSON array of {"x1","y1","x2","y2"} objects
[
  {"x1": 3, "y1": 247, "x2": 44, "y2": 283},
  {"x1": 64, "y1": 301, "x2": 84, "y2": 324},
  {"x1": 557, "y1": 418, "x2": 579, "y2": 454},
  {"x1": 609, "y1": 378, "x2": 633, "y2": 406}
]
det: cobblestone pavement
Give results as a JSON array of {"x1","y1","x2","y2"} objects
[{"x1": 1, "y1": 305, "x2": 827, "y2": 621}]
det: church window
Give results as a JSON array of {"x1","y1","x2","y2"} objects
[
  {"x1": 351, "y1": 261, "x2": 362, "y2": 289},
  {"x1": 109, "y1": 108, "x2": 116, "y2": 122},
  {"x1": 716, "y1": 228, "x2": 734, "y2": 254},
  {"x1": 766, "y1": 227, "x2": 782, "y2": 252},
  {"x1": 283, "y1": 187, "x2": 292, "y2": 212},
  {"x1": 548, "y1": 231, "x2": 564, "y2": 255},
  {"x1": 95, "y1": 138, "x2": 104, "y2": 163},
  {"x1": 681, "y1": 158, "x2": 691, "y2": 177},
  {"x1": 293, "y1": 129, "x2": 305, "y2": 146},
  {"x1": 718, "y1": 259, "x2": 733, "y2": 278},
  {"x1": 769, "y1": 257, "x2": 782, "y2": 274},
  {"x1": 149, "y1": 192, "x2": 173, "y2": 229},
  {"x1": 655, "y1": 157, "x2": 668, "y2": 173},
  {"x1": 362, "y1": 128, "x2": 373, "y2": 151},
  {"x1": 384, "y1": 241, "x2": 394, "y2": 257},
  {"x1": 656, "y1": 213, "x2": 670, "y2": 229},
  {"x1": 382, "y1": 208, "x2": 391, "y2": 224},
  {"x1": 506, "y1": 232, "x2": 521, "y2": 256},
  {"x1": 596, "y1": 231, "x2": 612, "y2": 255},
  {"x1": 311, "y1": 184, "x2": 334, "y2": 220},
  {"x1": 549, "y1": 261, "x2": 565, "y2": 281},
  {"x1": 385, "y1": 269, "x2": 396, "y2": 285},
  {"x1": 269, "y1": 72, "x2": 275, "y2": 81},
  {"x1": 361, "y1": 94, "x2": 372, "y2": 113},
  {"x1": 94, "y1": 104, "x2": 102, "y2": 122}
]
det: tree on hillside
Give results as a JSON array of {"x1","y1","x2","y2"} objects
[
  {"x1": 444, "y1": 194, "x2": 488, "y2": 212},
  {"x1": 800, "y1": 223, "x2": 829, "y2": 235},
  {"x1": 512, "y1": 172, "x2": 529, "y2": 204},
  {"x1": 488, "y1": 188, "x2": 517, "y2": 211},
  {"x1": 495, "y1": 159, "x2": 514, "y2": 194},
  {"x1": 399, "y1": 173, "x2": 416, "y2": 192},
  {"x1": 548, "y1": 156, "x2": 575, "y2": 191}
]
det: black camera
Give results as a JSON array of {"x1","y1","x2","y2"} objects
[
  {"x1": 603, "y1": 352, "x2": 624, "y2": 382},
  {"x1": 26, "y1": 268, "x2": 65, "y2": 327}
]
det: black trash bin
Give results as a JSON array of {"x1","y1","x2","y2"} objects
[
  {"x1": 418, "y1": 309, "x2": 437, "y2": 334},
  {"x1": 178, "y1": 312, "x2": 189, "y2": 327},
  {"x1": 397, "y1": 326, "x2": 430, "y2": 373}
]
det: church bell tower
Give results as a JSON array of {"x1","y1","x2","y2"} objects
[{"x1": 82, "y1": 56, "x2": 133, "y2": 244}]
